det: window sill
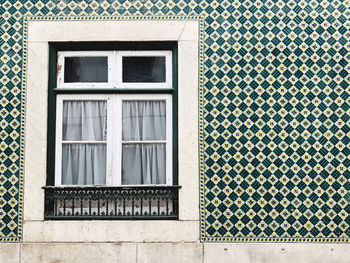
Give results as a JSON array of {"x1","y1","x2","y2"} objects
[{"x1": 42, "y1": 185, "x2": 181, "y2": 220}]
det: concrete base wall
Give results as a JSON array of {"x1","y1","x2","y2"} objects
[{"x1": 2, "y1": 242, "x2": 350, "y2": 263}]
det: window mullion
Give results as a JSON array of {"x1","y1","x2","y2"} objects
[
  {"x1": 166, "y1": 95, "x2": 173, "y2": 185},
  {"x1": 113, "y1": 50, "x2": 117, "y2": 88},
  {"x1": 55, "y1": 96, "x2": 63, "y2": 186},
  {"x1": 106, "y1": 95, "x2": 113, "y2": 186},
  {"x1": 114, "y1": 95, "x2": 122, "y2": 186},
  {"x1": 115, "y1": 51, "x2": 121, "y2": 89}
]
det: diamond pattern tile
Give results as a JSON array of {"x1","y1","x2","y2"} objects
[{"x1": 0, "y1": 0, "x2": 349, "y2": 242}]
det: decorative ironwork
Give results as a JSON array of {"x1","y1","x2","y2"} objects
[{"x1": 43, "y1": 186, "x2": 180, "y2": 220}]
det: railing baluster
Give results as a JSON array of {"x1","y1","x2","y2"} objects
[
  {"x1": 63, "y1": 195, "x2": 66, "y2": 216},
  {"x1": 173, "y1": 191, "x2": 178, "y2": 216},
  {"x1": 140, "y1": 192, "x2": 143, "y2": 216},
  {"x1": 89, "y1": 194, "x2": 92, "y2": 216},
  {"x1": 80, "y1": 196, "x2": 83, "y2": 216},
  {"x1": 54, "y1": 194, "x2": 58, "y2": 216},
  {"x1": 123, "y1": 196, "x2": 126, "y2": 216},
  {"x1": 131, "y1": 193, "x2": 134, "y2": 216},
  {"x1": 166, "y1": 197, "x2": 169, "y2": 216},
  {"x1": 72, "y1": 192, "x2": 75, "y2": 216},
  {"x1": 106, "y1": 197, "x2": 109, "y2": 216},
  {"x1": 149, "y1": 193, "x2": 152, "y2": 216},
  {"x1": 97, "y1": 195, "x2": 100, "y2": 216},
  {"x1": 114, "y1": 193, "x2": 118, "y2": 216},
  {"x1": 157, "y1": 194, "x2": 160, "y2": 216}
]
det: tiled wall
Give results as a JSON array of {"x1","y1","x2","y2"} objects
[{"x1": 0, "y1": 0, "x2": 349, "y2": 242}]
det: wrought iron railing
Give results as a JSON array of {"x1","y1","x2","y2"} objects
[{"x1": 43, "y1": 185, "x2": 180, "y2": 220}]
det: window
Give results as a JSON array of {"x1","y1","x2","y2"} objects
[
  {"x1": 55, "y1": 94, "x2": 172, "y2": 186},
  {"x1": 44, "y1": 44, "x2": 179, "y2": 220}
]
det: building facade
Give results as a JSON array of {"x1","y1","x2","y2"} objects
[{"x1": 0, "y1": 0, "x2": 350, "y2": 262}]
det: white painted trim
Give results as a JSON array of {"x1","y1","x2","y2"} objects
[
  {"x1": 58, "y1": 50, "x2": 172, "y2": 90},
  {"x1": 121, "y1": 141, "x2": 167, "y2": 144},
  {"x1": 56, "y1": 94, "x2": 172, "y2": 186},
  {"x1": 57, "y1": 51, "x2": 114, "y2": 89},
  {"x1": 61, "y1": 141, "x2": 107, "y2": 144},
  {"x1": 114, "y1": 95, "x2": 122, "y2": 186},
  {"x1": 54, "y1": 96, "x2": 63, "y2": 186},
  {"x1": 117, "y1": 94, "x2": 173, "y2": 186},
  {"x1": 116, "y1": 51, "x2": 172, "y2": 89},
  {"x1": 106, "y1": 95, "x2": 113, "y2": 185},
  {"x1": 55, "y1": 94, "x2": 112, "y2": 186}
]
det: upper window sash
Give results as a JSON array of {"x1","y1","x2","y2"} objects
[
  {"x1": 116, "y1": 51, "x2": 172, "y2": 89},
  {"x1": 57, "y1": 51, "x2": 114, "y2": 89},
  {"x1": 57, "y1": 50, "x2": 172, "y2": 90}
]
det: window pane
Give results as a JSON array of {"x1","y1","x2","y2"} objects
[
  {"x1": 122, "y1": 56, "x2": 166, "y2": 82},
  {"x1": 122, "y1": 100, "x2": 166, "y2": 141},
  {"x1": 62, "y1": 100, "x2": 107, "y2": 141},
  {"x1": 64, "y1": 57, "x2": 108, "y2": 83},
  {"x1": 122, "y1": 144, "x2": 166, "y2": 185},
  {"x1": 62, "y1": 144, "x2": 106, "y2": 185}
]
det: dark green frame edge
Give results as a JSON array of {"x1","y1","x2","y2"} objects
[{"x1": 46, "y1": 41, "x2": 179, "y2": 186}]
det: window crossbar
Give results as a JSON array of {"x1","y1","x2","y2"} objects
[
  {"x1": 121, "y1": 141, "x2": 166, "y2": 144},
  {"x1": 61, "y1": 141, "x2": 107, "y2": 144}
]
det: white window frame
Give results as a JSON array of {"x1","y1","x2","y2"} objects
[
  {"x1": 57, "y1": 50, "x2": 172, "y2": 90},
  {"x1": 57, "y1": 51, "x2": 114, "y2": 89},
  {"x1": 114, "y1": 94, "x2": 173, "y2": 186},
  {"x1": 55, "y1": 94, "x2": 113, "y2": 186},
  {"x1": 115, "y1": 50, "x2": 172, "y2": 89},
  {"x1": 55, "y1": 50, "x2": 173, "y2": 187}
]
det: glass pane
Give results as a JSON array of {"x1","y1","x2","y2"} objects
[
  {"x1": 64, "y1": 57, "x2": 108, "y2": 83},
  {"x1": 122, "y1": 100, "x2": 166, "y2": 141},
  {"x1": 62, "y1": 100, "x2": 107, "y2": 141},
  {"x1": 122, "y1": 56, "x2": 166, "y2": 82},
  {"x1": 62, "y1": 144, "x2": 106, "y2": 185},
  {"x1": 122, "y1": 144, "x2": 166, "y2": 185}
]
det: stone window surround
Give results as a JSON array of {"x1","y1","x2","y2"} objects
[{"x1": 23, "y1": 19, "x2": 199, "y2": 243}]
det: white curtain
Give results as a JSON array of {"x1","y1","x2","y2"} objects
[
  {"x1": 122, "y1": 100, "x2": 166, "y2": 184},
  {"x1": 61, "y1": 100, "x2": 107, "y2": 185},
  {"x1": 122, "y1": 100, "x2": 166, "y2": 141},
  {"x1": 122, "y1": 144, "x2": 166, "y2": 185},
  {"x1": 62, "y1": 100, "x2": 107, "y2": 141},
  {"x1": 62, "y1": 144, "x2": 106, "y2": 185}
]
